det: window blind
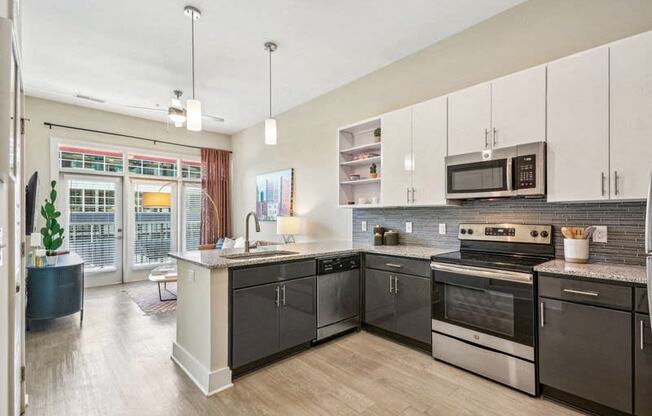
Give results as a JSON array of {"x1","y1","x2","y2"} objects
[
  {"x1": 134, "y1": 183, "x2": 172, "y2": 266},
  {"x1": 184, "y1": 186, "x2": 201, "y2": 250}
]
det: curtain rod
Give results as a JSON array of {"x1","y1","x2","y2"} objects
[{"x1": 43, "y1": 122, "x2": 232, "y2": 153}]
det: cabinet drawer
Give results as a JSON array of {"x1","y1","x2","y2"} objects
[
  {"x1": 232, "y1": 260, "x2": 315, "y2": 289},
  {"x1": 636, "y1": 286, "x2": 649, "y2": 314},
  {"x1": 538, "y1": 274, "x2": 631, "y2": 310},
  {"x1": 365, "y1": 254, "x2": 430, "y2": 277}
]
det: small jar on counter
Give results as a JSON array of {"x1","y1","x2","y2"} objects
[
  {"x1": 373, "y1": 232, "x2": 383, "y2": 246},
  {"x1": 383, "y1": 230, "x2": 399, "y2": 246}
]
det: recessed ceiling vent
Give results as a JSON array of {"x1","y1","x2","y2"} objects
[{"x1": 74, "y1": 94, "x2": 105, "y2": 103}]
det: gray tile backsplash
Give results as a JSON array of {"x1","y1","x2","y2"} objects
[{"x1": 352, "y1": 200, "x2": 647, "y2": 266}]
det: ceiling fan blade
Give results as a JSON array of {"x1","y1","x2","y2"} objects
[
  {"x1": 123, "y1": 104, "x2": 167, "y2": 113},
  {"x1": 202, "y1": 113, "x2": 225, "y2": 123}
]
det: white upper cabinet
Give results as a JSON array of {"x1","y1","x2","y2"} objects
[
  {"x1": 412, "y1": 96, "x2": 448, "y2": 206},
  {"x1": 610, "y1": 31, "x2": 652, "y2": 200},
  {"x1": 547, "y1": 48, "x2": 609, "y2": 202},
  {"x1": 448, "y1": 82, "x2": 491, "y2": 156},
  {"x1": 380, "y1": 107, "x2": 413, "y2": 206},
  {"x1": 491, "y1": 66, "x2": 546, "y2": 149}
]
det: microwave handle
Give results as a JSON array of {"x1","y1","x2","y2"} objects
[{"x1": 507, "y1": 159, "x2": 513, "y2": 191}]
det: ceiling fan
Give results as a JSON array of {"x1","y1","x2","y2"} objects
[{"x1": 125, "y1": 89, "x2": 225, "y2": 127}]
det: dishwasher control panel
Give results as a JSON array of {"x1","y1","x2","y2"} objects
[{"x1": 317, "y1": 256, "x2": 360, "y2": 274}]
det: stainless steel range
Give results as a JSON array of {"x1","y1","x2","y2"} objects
[{"x1": 431, "y1": 223, "x2": 554, "y2": 395}]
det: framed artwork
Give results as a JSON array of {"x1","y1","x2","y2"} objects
[{"x1": 256, "y1": 168, "x2": 294, "y2": 221}]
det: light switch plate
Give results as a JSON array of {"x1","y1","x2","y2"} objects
[
  {"x1": 361, "y1": 221, "x2": 367, "y2": 232},
  {"x1": 438, "y1": 224, "x2": 446, "y2": 235},
  {"x1": 405, "y1": 222, "x2": 413, "y2": 233},
  {"x1": 593, "y1": 226, "x2": 608, "y2": 243}
]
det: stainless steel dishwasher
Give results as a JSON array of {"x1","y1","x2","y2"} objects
[{"x1": 316, "y1": 255, "x2": 361, "y2": 340}]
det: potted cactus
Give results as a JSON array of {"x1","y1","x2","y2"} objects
[
  {"x1": 374, "y1": 127, "x2": 381, "y2": 143},
  {"x1": 369, "y1": 163, "x2": 378, "y2": 179},
  {"x1": 40, "y1": 180, "x2": 65, "y2": 266}
]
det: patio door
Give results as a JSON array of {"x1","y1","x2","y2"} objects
[{"x1": 61, "y1": 174, "x2": 123, "y2": 287}]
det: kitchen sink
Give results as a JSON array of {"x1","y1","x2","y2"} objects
[{"x1": 222, "y1": 250, "x2": 299, "y2": 259}]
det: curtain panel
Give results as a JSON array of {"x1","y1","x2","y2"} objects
[{"x1": 200, "y1": 148, "x2": 231, "y2": 245}]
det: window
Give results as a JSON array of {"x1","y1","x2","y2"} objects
[
  {"x1": 184, "y1": 186, "x2": 202, "y2": 250},
  {"x1": 67, "y1": 180, "x2": 117, "y2": 270},
  {"x1": 181, "y1": 160, "x2": 202, "y2": 179},
  {"x1": 128, "y1": 154, "x2": 177, "y2": 177},
  {"x1": 59, "y1": 146, "x2": 124, "y2": 173},
  {"x1": 133, "y1": 183, "x2": 172, "y2": 266}
]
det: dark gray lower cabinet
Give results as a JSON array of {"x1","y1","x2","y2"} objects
[
  {"x1": 635, "y1": 313, "x2": 652, "y2": 416},
  {"x1": 364, "y1": 268, "x2": 430, "y2": 345},
  {"x1": 232, "y1": 276, "x2": 316, "y2": 369},
  {"x1": 539, "y1": 298, "x2": 632, "y2": 413}
]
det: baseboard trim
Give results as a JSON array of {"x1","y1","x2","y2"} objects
[{"x1": 171, "y1": 342, "x2": 233, "y2": 397}]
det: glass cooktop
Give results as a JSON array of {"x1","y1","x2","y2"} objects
[{"x1": 431, "y1": 250, "x2": 551, "y2": 273}]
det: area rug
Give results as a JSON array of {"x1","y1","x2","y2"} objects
[{"x1": 124, "y1": 283, "x2": 177, "y2": 315}]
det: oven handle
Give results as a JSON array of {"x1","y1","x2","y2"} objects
[{"x1": 431, "y1": 262, "x2": 533, "y2": 285}]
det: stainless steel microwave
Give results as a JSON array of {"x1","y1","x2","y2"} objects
[{"x1": 445, "y1": 142, "x2": 546, "y2": 200}]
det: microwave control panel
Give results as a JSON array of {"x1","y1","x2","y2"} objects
[{"x1": 515, "y1": 154, "x2": 536, "y2": 189}]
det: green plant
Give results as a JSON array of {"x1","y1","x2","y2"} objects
[
  {"x1": 370, "y1": 163, "x2": 377, "y2": 174},
  {"x1": 374, "y1": 127, "x2": 381, "y2": 137},
  {"x1": 40, "y1": 180, "x2": 65, "y2": 255}
]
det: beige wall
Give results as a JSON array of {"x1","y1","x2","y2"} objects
[
  {"x1": 24, "y1": 96, "x2": 231, "y2": 220},
  {"x1": 231, "y1": 0, "x2": 652, "y2": 243}
]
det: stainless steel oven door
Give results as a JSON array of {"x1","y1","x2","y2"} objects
[{"x1": 431, "y1": 262, "x2": 534, "y2": 361}]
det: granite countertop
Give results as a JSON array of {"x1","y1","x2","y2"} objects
[
  {"x1": 168, "y1": 241, "x2": 455, "y2": 269},
  {"x1": 534, "y1": 259, "x2": 647, "y2": 285}
]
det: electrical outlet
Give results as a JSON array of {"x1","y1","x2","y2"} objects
[
  {"x1": 405, "y1": 222, "x2": 413, "y2": 233},
  {"x1": 361, "y1": 221, "x2": 367, "y2": 232},
  {"x1": 438, "y1": 224, "x2": 446, "y2": 235},
  {"x1": 593, "y1": 226, "x2": 608, "y2": 243}
]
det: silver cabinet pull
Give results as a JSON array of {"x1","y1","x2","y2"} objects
[
  {"x1": 540, "y1": 302, "x2": 545, "y2": 328},
  {"x1": 492, "y1": 127, "x2": 497, "y2": 147},
  {"x1": 641, "y1": 319, "x2": 645, "y2": 351},
  {"x1": 410, "y1": 187, "x2": 415, "y2": 203},
  {"x1": 406, "y1": 188, "x2": 410, "y2": 204},
  {"x1": 614, "y1": 171, "x2": 619, "y2": 195},
  {"x1": 563, "y1": 288, "x2": 599, "y2": 297},
  {"x1": 389, "y1": 275, "x2": 394, "y2": 293},
  {"x1": 484, "y1": 129, "x2": 489, "y2": 148},
  {"x1": 275, "y1": 286, "x2": 280, "y2": 307},
  {"x1": 394, "y1": 276, "x2": 399, "y2": 294},
  {"x1": 385, "y1": 263, "x2": 403, "y2": 268},
  {"x1": 281, "y1": 285, "x2": 286, "y2": 306},
  {"x1": 601, "y1": 172, "x2": 606, "y2": 196}
]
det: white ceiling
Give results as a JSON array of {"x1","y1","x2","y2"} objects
[{"x1": 22, "y1": 0, "x2": 524, "y2": 135}]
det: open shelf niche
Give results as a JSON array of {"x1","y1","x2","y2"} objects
[{"x1": 338, "y1": 117, "x2": 382, "y2": 207}]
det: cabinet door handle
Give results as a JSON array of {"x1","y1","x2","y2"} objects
[
  {"x1": 492, "y1": 127, "x2": 497, "y2": 147},
  {"x1": 389, "y1": 275, "x2": 394, "y2": 293},
  {"x1": 484, "y1": 129, "x2": 489, "y2": 148},
  {"x1": 563, "y1": 288, "x2": 599, "y2": 297},
  {"x1": 281, "y1": 285, "x2": 286, "y2": 306},
  {"x1": 540, "y1": 301, "x2": 545, "y2": 328},
  {"x1": 641, "y1": 319, "x2": 645, "y2": 351},
  {"x1": 411, "y1": 187, "x2": 415, "y2": 203},
  {"x1": 385, "y1": 263, "x2": 403, "y2": 268},
  {"x1": 614, "y1": 171, "x2": 619, "y2": 195},
  {"x1": 406, "y1": 188, "x2": 410, "y2": 204},
  {"x1": 275, "y1": 286, "x2": 280, "y2": 307},
  {"x1": 394, "y1": 276, "x2": 399, "y2": 294},
  {"x1": 601, "y1": 172, "x2": 606, "y2": 196}
]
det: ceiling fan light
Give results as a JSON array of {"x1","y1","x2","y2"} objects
[
  {"x1": 168, "y1": 107, "x2": 186, "y2": 124},
  {"x1": 186, "y1": 99, "x2": 202, "y2": 131},
  {"x1": 265, "y1": 118, "x2": 277, "y2": 145}
]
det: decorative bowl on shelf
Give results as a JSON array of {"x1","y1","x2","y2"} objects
[{"x1": 349, "y1": 174, "x2": 361, "y2": 181}]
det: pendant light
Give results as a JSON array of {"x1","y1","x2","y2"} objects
[
  {"x1": 264, "y1": 41, "x2": 278, "y2": 145},
  {"x1": 184, "y1": 6, "x2": 202, "y2": 132}
]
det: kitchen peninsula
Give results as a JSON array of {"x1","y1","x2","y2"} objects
[{"x1": 168, "y1": 241, "x2": 453, "y2": 395}]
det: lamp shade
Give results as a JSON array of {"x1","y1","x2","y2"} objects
[
  {"x1": 142, "y1": 191, "x2": 172, "y2": 208},
  {"x1": 277, "y1": 216, "x2": 300, "y2": 235},
  {"x1": 265, "y1": 118, "x2": 277, "y2": 145},
  {"x1": 186, "y1": 99, "x2": 202, "y2": 131}
]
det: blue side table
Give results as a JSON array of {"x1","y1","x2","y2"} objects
[{"x1": 26, "y1": 253, "x2": 85, "y2": 329}]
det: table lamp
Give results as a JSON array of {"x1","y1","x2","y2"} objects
[{"x1": 277, "y1": 216, "x2": 300, "y2": 244}]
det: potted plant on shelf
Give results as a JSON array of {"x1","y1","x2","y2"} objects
[
  {"x1": 369, "y1": 163, "x2": 378, "y2": 179},
  {"x1": 40, "y1": 180, "x2": 65, "y2": 266},
  {"x1": 374, "y1": 128, "x2": 381, "y2": 143}
]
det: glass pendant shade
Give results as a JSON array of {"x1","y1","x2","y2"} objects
[
  {"x1": 186, "y1": 99, "x2": 202, "y2": 131},
  {"x1": 265, "y1": 118, "x2": 277, "y2": 145}
]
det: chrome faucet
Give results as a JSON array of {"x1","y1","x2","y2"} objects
[{"x1": 244, "y1": 211, "x2": 261, "y2": 252}]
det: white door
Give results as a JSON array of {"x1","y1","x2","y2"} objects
[
  {"x1": 61, "y1": 174, "x2": 123, "y2": 287},
  {"x1": 547, "y1": 47, "x2": 609, "y2": 202},
  {"x1": 448, "y1": 82, "x2": 491, "y2": 155},
  {"x1": 610, "y1": 31, "x2": 652, "y2": 200},
  {"x1": 412, "y1": 96, "x2": 448, "y2": 206},
  {"x1": 491, "y1": 65, "x2": 546, "y2": 148},
  {"x1": 381, "y1": 107, "x2": 413, "y2": 206}
]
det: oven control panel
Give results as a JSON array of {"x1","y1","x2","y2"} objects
[{"x1": 458, "y1": 223, "x2": 552, "y2": 244}]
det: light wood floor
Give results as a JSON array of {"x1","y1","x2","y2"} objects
[{"x1": 25, "y1": 282, "x2": 582, "y2": 416}]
